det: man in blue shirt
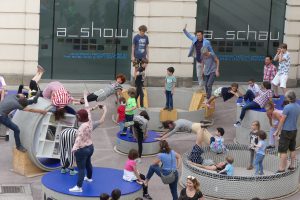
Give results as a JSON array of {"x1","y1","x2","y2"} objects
[
  {"x1": 274, "y1": 90, "x2": 300, "y2": 173},
  {"x1": 183, "y1": 24, "x2": 214, "y2": 90}
]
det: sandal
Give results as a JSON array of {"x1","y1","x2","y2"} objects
[{"x1": 288, "y1": 166, "x2": 295, "y2": 171}]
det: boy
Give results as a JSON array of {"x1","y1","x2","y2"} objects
[
  {"x1": 135, "y1": 59, "x2": 147, "y2": 109},
  {"x1": 234, "y1": 81, "x2": 272, "y2": 127},
  {"x1": 254, "y1": 131, "x2": 267, "y2": 175},
  {"x1": 272, "y1": 43, "x2": 290, "y2": 98},
  {"x1": 201, "y1": 47, "x2": 220, "y2": 101},
  {"x1": 244, "y1": 78, "x2": 261, "y2": 102},
  {"x1": 117, "y1": 97, "x2": 126, "y2": 132},
  {"x1": 121, "y1": 88, "x2": 137, "y2": 136},
  {"x1": 80, "y1": 74, "x2": 126, "y2": 103},
  {"x1": 164, "y1": 67, "x2": 176, "y2": 111},
  {"x1": 263, "y1": 55, "x2": 277, "y2": 82},
  {"x1": 218, "y1": 156, "x2": 234, "y2": 176},
  {"x1": 205, "y1": 83, "x2": 242, "y2": 107},
  {"x1": 210, "y1": 127, "x2": 225, "y2": 153},
  {"x1": 132, "y1": 25, "x2": 149, "y2": 77},
  {"x1": 0, "y1": 75, "x2": 7, "y2": 101}
]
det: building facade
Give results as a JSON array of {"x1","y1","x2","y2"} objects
[{"x1": 0, "y1": 0, "x2": 299, "y2": 87}]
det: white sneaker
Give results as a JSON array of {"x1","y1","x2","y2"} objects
[
  {"x1": 69, "y1": 185, "x2": 82, "y2": 192},
  {"x1": 135, "y1": 158, "x2": 142, "y2": 164},
  {"x1": 84, "y1": 176, "x2": 93, "y2": 182},
  {"x1": 234, "y1": 121, "x2": 241, "y2": 128}
]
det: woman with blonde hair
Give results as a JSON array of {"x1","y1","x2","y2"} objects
[{"x1": 179, "y1": 176, "x2": 204, "y2": 200}]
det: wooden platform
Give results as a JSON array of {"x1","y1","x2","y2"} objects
[
  {"x1": 12, "y1": 148, "x2": 45, "y2": 177},
  {"x1": 200, "y1": 100, "x2": 215, "y2": 119},
  {"x1": 188, "y1": 92, "x2": 205, "y2": 111},
  {"x1": 160, "y1": 109, "x2": 177, "y2": 122}
]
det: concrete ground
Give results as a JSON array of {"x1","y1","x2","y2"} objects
[{"x1": 0, "y1": 83, "x2": 300, "y2": 200}]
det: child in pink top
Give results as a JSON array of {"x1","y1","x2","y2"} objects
[{"x1": 123, "y1": 149, "x2": 152, "y2": 199}]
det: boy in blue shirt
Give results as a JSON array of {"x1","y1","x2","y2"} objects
[
  {"x1": 219, "y1": 156, "x2": 234, "y2": 176},
  {"x1": 164, "y1": 67, "x2": 176, "y2": 111}
]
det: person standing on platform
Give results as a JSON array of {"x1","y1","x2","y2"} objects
[
  {"x1": 183, "y1": 24, "x2": 214, "y2": 91},
  {"x1": 121, "y1": 88, "x2": 137, "y2": 137},
  {"x1": 164, "y1": 67, "x2": 176, "y2": 111}
]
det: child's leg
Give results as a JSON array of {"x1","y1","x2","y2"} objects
[
  {"x1": 210, "y1": 137, "x2": 215, "y2": 144},
  {"x1": 122, "y1": 115, "x2": 129, "y2": 133},
  {"x1": 170, "y1": 92, "x2": 173, "y2": 109},
  {"x1": 140, "y1": 88, "x2": 144, "y2": 107},
  {"x1": 249, "y1": 149, "x2": 255, "y2": 167},
  {"x1": 165, "y1": 90, "x2": 170, "y2": 108},
  {"x1": 206, "y1": 74, "x2": 215, "y2": 100},
  {"x1": 254, "y1": 154, "x2": 259, "y2": 174},
  {"x1": 119, "y1": 121, "x2": 125, "y2": 132},
  {"x1": 207, "y1": 96, "x2": 217, "y2": 105},
  {"x1": 259, "y1": 156, "x2": 264, "y2": 174},
  {"x1": 128, "y1": 115, "x2": 134, "y2": 134}
]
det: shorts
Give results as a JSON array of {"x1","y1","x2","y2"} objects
[
  {"x1": 278, "y1": 130, "x2": 297, "y2": 153},
  {"x1": 213, "y1": 87, "x2": 223, "y2": 97},
  {"x1": 271, "y1": 73, "x2": 288, "y2": 88}
]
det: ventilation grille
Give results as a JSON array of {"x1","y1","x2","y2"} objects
[{"x1": 1, "y1": 186, "x2": 25, "y2": 194}]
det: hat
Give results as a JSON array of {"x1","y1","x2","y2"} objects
[{"x1": 77, "y1": 109, "x2": 89, "y2": 122}]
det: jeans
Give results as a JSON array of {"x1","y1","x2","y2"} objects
[
  {"x1": 165, "y1": 90, "x2": 173, "y2": 109},
  {"x1": 74, "y1": 145, "x2": 94, "y2": 187},
  {"x1": 146, "y1": 164, "x2": 178, "y2": 200},
  {"x1": 123, "y1": 115, "x2": 134, "y2": 133},
  {"x1": 244, "y1": 90, "x2": 255, "y2": 102},
  {"x1": 136, "y1": 85, "x2": 144, "y2": 107},
  {"x1": 249, "y1": 149, "x2": 255, "y2": 166},
  {"x1": 254, "y1": 153, "x2": 265, "y2": 175},
  {"x1": 137, "y1": 132, "x2": 144, "y2": 158},
  {"x1": 204, "y1": 73, "x2": 216, "y2": 99},
  {"x1": 0, "y1": 115, "x2": 21, "y2": 147},
  {"x1": 119, "y1": 121, "x2": 125, "y2": 132},
  {"x1": 196, "y1": 62, "x2": 203, "y2": 87},
  {"x1": 239, "y1": 101, "x2": 260, "y2": 121}
]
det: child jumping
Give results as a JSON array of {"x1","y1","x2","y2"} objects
[
  {"x1": 117, "y1": 97, "x2": 126, "y2": 132},
  {"x1": 210, "y1": 127, "x2": 225, "y2": 154},
  {"x1": 247, "y1": 121, "x2": 260, "y2": 170},
  {"x1": 254, "y1": 131, "x2": 267, "y2": 175},
  {"x1": 121, "y1": 88, "x2": 137, "y2": 136},
  {"x1": 164, "y1": 67, "x2": 176, "y2": 111}
]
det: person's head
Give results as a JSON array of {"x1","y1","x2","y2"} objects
[
  {"x1": 279, "y1": 43, "x2": 287, "y2": 53},
  {"x1": 231, "y1": 83, "x2": 239, "y2": 92},
  {"x1": 265, "y1": 55, "x2": 272, "y2": 65},
  {"x1": 162, "y1": 120, "x2": 175, "y2": 129},
  {"x1": 262, "y1": 81, "x2": 271, "y2": 90},
  {"x1": 285, "y1": 90, "x2": 296, "y2": 103},
  {"x1": 196, "y1": 30, "x2": 204, "y2": 41},
  {"x1": 186, "y1": 175, "x2": 200, "y2": 192},
  {"x1": 54, "y1": 108, "x2": 66, "y2": 121},
  {"x1": 76, "y1": 109, "x2": 89, "y2": 122},
  {"x1": 225, "y1": 156, "x2": 234, "y2": 164},
  {"x1": 141, "y1": 58, "x2": 149, "y2": 68},
  {"x1": 251, "y1": 120, "x2": 260, "y2": 131},
  {"x1": 128, "y1": 149, "x2": 139, "y2": 160},
  {"x1": 138, "y1": 25, "x2": 147, "y2": 36},
  {"x1": 216, "y1": 127, "x2": 225, "y2": 137},
  {"x1": 140, "y1": 110, "x2": 150, "y2": 121},
  {"x1": 111, "y1": 189, "x2": 121, "y2": 200},
  {"x1": 116, "y1": 74, "x2": 126, "y2": 84},
  {"x1": 216, "y1": 161, "x2": 226, "y2": 169},
  {"x1": 201, "y1": 46, "x2": 209, "y2": 57},
  {"x1": 127, "y1": 88, "x2": 136, "y2": 98},
  {"x1": 248, "y1": 78, "x2": 255, "y2": 87},
  {"x1": 17, "y1": 97, "x2": 28, "y2": 108},
  {"x1": 265, "y1": 102, "x2": 275, "y2": 115},
  {"x1": 99, "y1": 193, "x2": 110, "y2": 200},
  {"x1": 159, "y1": 140, "x2": 171, "y2": 154},
  {"x1": 167, "y1": 67, "x2": 175, "y2": 76},
  {"x1": 257, "y1": 130, "x2": 267, "y2": 141},
  {"x1": 119, "y1": 97, "x2": 126, "y2": 105}
]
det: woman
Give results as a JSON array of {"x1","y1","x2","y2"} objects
[
  {"x1": 133, "y1": 110, "x2": 150, "y2": 158},
  {"x1": 265, "y1": 102, "x2": 282, "y2": 149},
  {"x1": 69, "y1": 91, "x2": 94, "y2": 193},
  {"x1": 179, "y1": 176, "x2": 204, "y2": 200},
  {"x1": 144, "y1": 140, "x2": 181, "y2": 200},
  {"x1": 188, "y1": 160, "x2": 227, "y2": 173}
]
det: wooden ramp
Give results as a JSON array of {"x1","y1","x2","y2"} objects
[
  {"x1": 189, "y1": 92, "x2": 206, "y2": 111},
  {"x1": 160, "y1": 109, "x2": 177, "y2": 122}
]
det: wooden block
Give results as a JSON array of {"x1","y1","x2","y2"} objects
[
  {"x1": 12, "y1": 148, "x2": 45, "y2": 177},
  {"x1": 200, "y1": 100, "x2": 215, "y2": 118},
  {"x1": 160, "y1": 109, "x2": 178, "y2": 122},
  {"x1": 189, "y1": 92, "x2": 205, "y2": 111}
]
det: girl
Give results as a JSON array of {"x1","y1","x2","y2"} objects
[
  {"x1": 133, "y1": 111, "x2": 150, "y2": 158},
  {"x1": 179, "y1": 176, "x2": 204, "y2": 200},
  {"x1": 247, "y1": 121, "x2": 260, "y2": 170},
  {"x1": 254, "y1": 131, "x2": 267, "y2": 175},
  {"x1": 122, "y1": 149, "x2": 152, "y2": 199},
  {"x1": 265, "y1": 102, "x2": 282, "y2": 149}
]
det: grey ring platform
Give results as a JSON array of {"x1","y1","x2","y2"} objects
[{"x1": 181, "y1": 144, "x2": 300, "y2": 200}]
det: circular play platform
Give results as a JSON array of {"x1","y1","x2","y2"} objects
[
  {"x1": 235, "y1": 96, "x2": 300, "y2": 146},
  {"x1": 180, "y1": 144, "x2": 300, "y2": 200},
  {"x1": 115, "y1": 130, "x2": 160, "y2": 156},
  {"x1": 42, "y1": 167, "x2": 143, "y2": 200}
]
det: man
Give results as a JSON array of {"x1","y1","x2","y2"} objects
[
  {"x1": 263, "y1": 55, "x2": 277, "y2": 82},
  {"x1": 183, "y1": 24, "x2": 214, "y2": 90},
  {"x1": 0, "y1": 94, "x2": 47, "y2": 152},
  {"x1": 274, "y1": 91, "x2": 300, "y2": 173}
]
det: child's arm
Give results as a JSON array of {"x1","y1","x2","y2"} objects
[
  {"x1": 133, "y1": 166, "x2": 142, "y2": 181},
  {"x1": 215, "y1": 56, "x2": 220, "y2": 77},
  {"x1": 171, "y1": 78, "x2": 176, "y2": 94},
  {"x1": 131, "y1": 44, "x2": 135, "y2": 61}
]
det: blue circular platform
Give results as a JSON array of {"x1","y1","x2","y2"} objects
[
  {"x1": 117, "y1": 130, "x2": 159, "y2": 143},
  {"x1": 42, "y1": 167, "x2": 142, "y2": 198}
]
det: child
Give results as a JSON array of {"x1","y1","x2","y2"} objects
[
  {"x1": 254, "y1": 131, "x2": 267, "y2": 175},
  {"x1": 272, "y1": 43, "x2": 290, "y2": 98},
  {"x1": 218, "y1": 156, "x2": 234, "y2": 176},
  {"x1": 123, "y1": 149, "x2": 152, "y2": 199},
  {"x1": 244, "y1": 78, "x2": 261, "y2": 102},
  {"x1": 80, "y1": 74, "x2": 126, "y2": 103},
  {"x1": 247, "y1": 121, "x2": 260, "y2": 170},
  {"x1": 132, "y1": 25, "x2": 149, "y2": 77},
  {"x1": 135, "y1": 59, "x2": 148, "y2": 110},
  {"x1": 265, "y1": 102, "x2": 282, "y2": 149},
  {"x1": 117, "y1": 97, "x2": 126, "y2": 132},
  {"x1": 0, "y1": 75, "x2": 7, "y2": 101},
  {"x1": 234, "y1": 81, "x2": 272, "y2": 127},
  {"x1": 100, "y1": 193, "x2": 109, "y2": 200},
  {"x1": 164, "y1": 67, "x2": 176, "y2": 111},
  {"x1": 121, "y1": 88, "x2": 137, "y2": 136},
  {"x1": 210, "y1": 127, "x2": 225, "y2": 154},
  {"x1": 205, "y1": 83, "x2": 242, "y2": 107},
  {"x1": 111, "y1": 189, "x2": 121, "y2": 200},
  {"x1": 263, "y1": 55, "x2": 277, "y2": 82}
]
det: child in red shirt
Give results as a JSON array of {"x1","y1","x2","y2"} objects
[{"x1": 117, "y1": 97, "x2": 126, "y2": 132}]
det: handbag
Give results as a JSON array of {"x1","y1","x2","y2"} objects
[{"x1": 160, "y1": 152, "x2": 176, "y2": 184}]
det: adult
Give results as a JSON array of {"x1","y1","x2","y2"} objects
[
  {"x1": 265, "y1": 102, "x2": 282, "y2": 149},
  {"x1": 0, "y1": 94, "x2": 47, "y2": 152},
  {"x1": 144, "y1": 140, "x2": 182, "y2": 200},
  {"x1": 183, "y1": 24, "x2": 214, "y2": 90},
  {"x1": 272, "y1": 43, "x2": 290, "y2": 98},
  {"x1": 133, "y1": 110, "x2": 150, "y2": 158},
  {"x1": 188, "y1": 160, "x2": 227, "y2": 172},
  {"x1": 69, "y1": 92, "x2": 94, "y2": 192},
  {"x1": 263, "y1": 55, "x2": 277, "y2": 82},
  {"x1": 274, "y1": 91, "x2": 300, "y2": 173},
  {"x1": 178, "y1": 176, "x2": 204, "y2": 200}
]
